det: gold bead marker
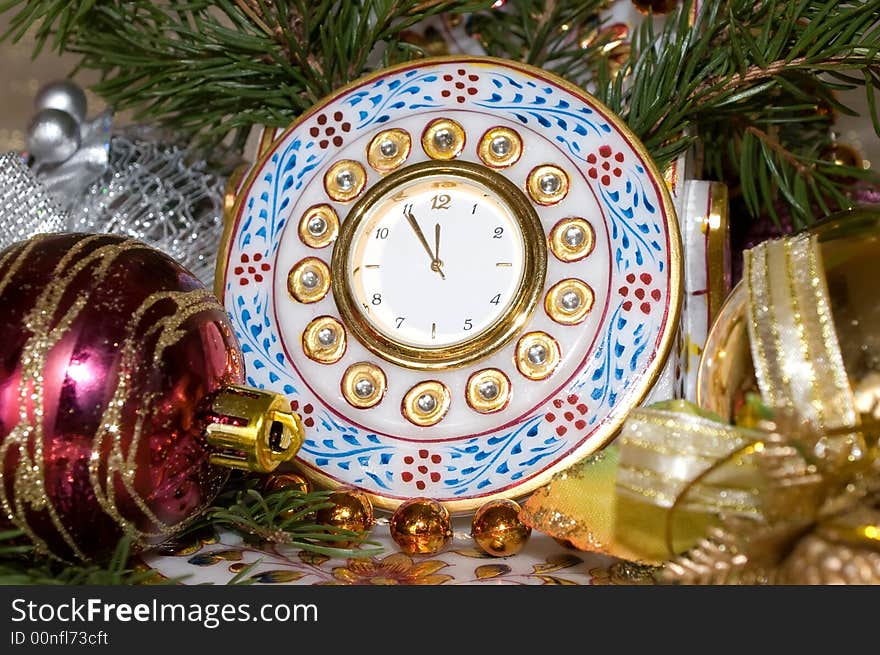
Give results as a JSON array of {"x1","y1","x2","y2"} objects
[
  {"x1": 527, "y1": 164, "x2": 570, "y2": 206},
  {"x1": 515, "y1": 331, "x2": 561, "y2": 380},
  {"x1": 324, "y1": 159, "x2": 367, "y2": 202},
  {"x1": 471, "y1": 499, "x2": 532, "y2": 557},
  {"x1": 287, "y1": 257, "x2": 331, "y2": 304},
  {"x1": 402, "y1": 380, "x2": 451, "y2": 427},
  {"x1": 367, "y1": 128, "x2": 412, "y2": 172},
  {"x1": 477, "y1": 126, "x2": 523, "y2": 169},
  {"x1": 549, "y1": 217, "x2": 595, "y2": 263},
  {"x1": 341, "y1": 362, "x2": 387, "y2": 409},
  {"x1": 421, "y1": 118, "x2": 466, "y2": 160},
  {"x1": 544, "y1": 278, "x2": 595, "y2": 325},
  {"x1": 298, "y1": 204, "x2": 339, "y2": 249},
  {"x1": 466, "y1": 368, "x2": 511, "y2": 414},
  {"x1": 302, "y1": 315, "x2": 347, "y2": 364},
  {"x1": 203, "y1": 385, "x2": 305, "y2": 473}
]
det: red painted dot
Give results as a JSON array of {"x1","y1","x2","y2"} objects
[
  {"x1": 457, "y1": 69, "x2": 466, "y2": 75},
  {"x1": 567, "y1": 394, "x2": 578, "y2": 405},
  {"x1": 419, "y1": 449, "x2": 429, "y2": 459},
  {"x1": 575, "y1": 420, "x2": 586, "y2": 430},
  {"x1": 402, "y1": 472, "x2": 413, "y2": 482},
  {"x1": 260, "y1": 263, "x2": 270, "y2": 271},
  {"x1": 290, "y1": 401, "x2": 299, "y2": 411},
  {"x1": 241, "y1": 254, "x2": 250, "y2": 263},
  {"x1": 599, "y1": 145, "x2": 612, "y2": 157},
  {"x1": 304, "y1": 404, "x2": 313, "y2": 414},
  {"x1": 233, "y1": 266, "x2": 243, "y2": 275},
  {"x1": 240, "y1": 278, "x2": 249, "y2": 286},
  {"x1": 317, "y1": 114, "x2": 327, "y2": 125},
  {"x1": 304, "y1": 417, "x2": 314, "y2": 427},
  {"x1": 253, "y1": 253, "x2": 263, "y2": 261},
  {"x1": 333, "y1": 111, "x2": 343, "y2": 121},
  {"x1": 601, "y1": 175, "x2": 610, "y2": 185},
  {"x1": 586, "y1": 154, "x2": 597, "y2": 164},
  {"x1": 588, "y1": 169, "x2": 598, "y2": 179},
  {"x1": 247, "y1": 266, "x2": 255, "y2": 274},
  {"x1": 622, "y1": 300, "x2": 632, "y2": 311},
  {"x1": 254, "y1": 274, "x2": 263, "y2": 283},
  {"x1": 309, "y1": 127, "x2": 319, "y2": 137},
  {"x1": 556, "y1": 425, "x2": 568, "y2": 436},
  {"x1": 615, "y1": 152, "x2": 625, "y2": 162},
  {"x1": 319, "y1": 140, "x2": 328, "y2": 149},
  {"x1": 577, "y1": 404, "x2": 588, "y2": 415},
  {"x1": 325, "y1": 126, "x2": 335, "y2": 136},
  {"x1": 418, "y1": 465, "x2": 428, "y2": 474},
  {"x1": 651, "y1": 289, "x2": 662, "y2": 301},
  {"x1": 341, "y1": 122, "x2": 351, "y2": 132},
  {"x1": 613, "y1": 168, "x2": 622, "y2": 177},
  {"x1": 457, "y1": 96, "x2": 465, "y2": 103},
  {"x1": 455, "y1": 81, "x2": 465, "y2": 89},
  {"x1": 564, "y1": 411, "x2": 574, "y2": 422},
  {"x1": 416, "y1": 481, "x2": 426, "y2": 490},
  {"x1": 430, "y1": 472, "x2": 441, "y2": 483},
  {"x1": 545, "y1": 413, "x2": 556, "y2": 422},
  {"x1": 468, "y1": 74, "x2": 479, "y2": 81},
  {"x1": 640, "y1": 273, "x2": 653, "y2": 284},
  {"x1": 640, "y1": 303, "x2": 651, "y2": 314},
  {"x1": 467, "y1": 87, "x2": 477, "y2": 95},
  {"x1": 404, "y1": 456, "x2": 414, "y2": 465},
  {"x1": 443, "y1": 74, "x2": 453, "y2": 81},
  {"x1": 635, "y1": 288, "x2": 645, "y2": 300},
  {"x1": 618, "y1": 286, "x2": 628, "y2": 296},
  {"x1": 441, "y1": 90, "x2": 451, "y2": 97},
  {"x1": 332, "y1": 136, "x2": 343, "y2": 147},
  {"x1": 626, "y1": 273, "x2": 636, "y2": 284},
  {"x1": 553, "y1": 399, "x2": 564, "y2": 408},
  {"x1": 431, "y1": 454, "x2": 441, "y2": 464},
  {"x1": 602, "y1": 161, "x2": 610, "y2": 171}
]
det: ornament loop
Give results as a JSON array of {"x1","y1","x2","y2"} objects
[{"x1": 204, "y1": 385, "x2": 304, "y2": 473}]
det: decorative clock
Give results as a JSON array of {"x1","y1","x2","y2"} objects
[{"x1": 218, "y1": 57, "x2": 681, "y2": 511}]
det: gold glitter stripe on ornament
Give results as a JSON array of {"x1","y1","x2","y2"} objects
[{"x1": 746, "y1": 234, "x2": 857, "y2": 433}]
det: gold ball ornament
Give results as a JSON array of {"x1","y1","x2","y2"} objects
[
  {"x1": 389, "y1": 498, "x2": 453, "y2": 555},
  {"x1": 698, "y1": 207, "x2": 880, "y2": 422},
  {"x1": 264, "y1": 472, "x2": 312, "y2": 495},
  {"x1": 315, "y1": 488, "x2": 375, "y2": 543},
  {"x1": 471, "y1": 499, "x2": 531, "y2": 557}
]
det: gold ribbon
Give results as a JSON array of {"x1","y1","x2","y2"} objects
[{"x1": 522, "y1": 234, "x2": 880, "y2": 583}]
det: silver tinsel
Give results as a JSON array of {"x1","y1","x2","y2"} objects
[
  {"x1": 0, "y1": 152, "x2": 68, "y2": 252},
  {"x1": 67, "y1": 130, "x2": 227, "y2": 286}
]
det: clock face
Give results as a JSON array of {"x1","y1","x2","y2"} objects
[
  {"x1": 333, "y1": 161, "x2": 545, "y2": 369},
  {"x1": 219, "y1": 57, "x2": 681, "y2": 511}
]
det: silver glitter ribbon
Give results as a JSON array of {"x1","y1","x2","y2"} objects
[{"x1": 0, "y1": 152, "x2": 68, "y2": 252}]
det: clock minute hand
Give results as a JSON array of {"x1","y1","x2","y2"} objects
[
  {"x1": 405, "y1": 210, "x2": 444, "y2": 279},
  {"x1": 433, "y1": 222, "x2": 445, "y2": 280}
]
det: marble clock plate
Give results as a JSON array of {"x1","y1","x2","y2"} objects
[{"x1": 218, "y1": 57, "x2": 681, "y2": 511}]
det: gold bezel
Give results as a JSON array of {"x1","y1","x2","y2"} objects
[
  {"x1": 401, "y1": 380, "x2": 451, "y2": 427},
  {"x1": 298, "y1": 204, "x2": 340, "y2": 249},
  {"x1": 302, "y1": 315, "x2": 347, "y2": 364},
  {"x1": 216, "y1": 56, "x2": 683, "y2": 514},
  {"x1": 331, "y1": 159, "x2": 547, "y2": 371},
  {"x1": 544, "y1": 278, "x2": 595, "y2": 325},
  {"x1": 341, "y1": 362, "x2": 387, "y2": 409},
  {"x1": 367, "y1": 128, "x2": 412, "y2": 172},
  {"x1": 287, "y1": 257, "x2": 331, "y2": 304},
  {"x1": 478, "y1": 126, "x2": 523, "y2": 169},
  {"x1": 465, "y1": 368, "x2": 512, "y2": 414},
  {"x1": 548, "y1": 217, "x2": 595, "y2": 263},
  {"x1": 324, "y1": 159, "x2": 367, "y2": 202},
  {"x1": 421, "y1": 118, "x2": 466, "y2": 160},
  {"x1": 515, "y1": 331, "x2": 561, "y2": 380},
  {"x1": 527, "y1": 164, "x2": 570, "y2": 206}
]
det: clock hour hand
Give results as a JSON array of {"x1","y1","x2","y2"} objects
[{"x1": 404, "y1": 209, "x2": 444, "y2": 279}]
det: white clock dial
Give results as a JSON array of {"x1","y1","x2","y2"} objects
[{"x1": 348, "y1": 172, "x2": 525, "y2": 349}]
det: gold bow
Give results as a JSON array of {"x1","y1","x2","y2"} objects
[{"x1": 522, "y1": 233, "x2": 880, "y2": 584}]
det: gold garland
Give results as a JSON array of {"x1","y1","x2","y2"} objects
[{"x1": 522, "y1": 233, "x2": 880, "y2": 584}]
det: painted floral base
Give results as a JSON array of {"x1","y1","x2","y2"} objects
[{"x1": 143, "y1": 523, "x2": 648, "y2": 586}]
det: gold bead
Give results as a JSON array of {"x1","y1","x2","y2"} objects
[
  {"x1": 389, "y1": 498, "x2": 452, "y2": 555},
  {"x1": 548, "y1": 217, "x2": 595, "y2": 263},
  {"x1": 465, "y1": 368, "x2": 511, "y2": 414},
  {"x1": 421, "y1": 118, "x2": 466, "y2": 160},
  {"x1": 315, "y1": 488, "x2": 375, "y2": 546},
  {"x1": 367, "y1": 128, "x2": 412, "y2": 172},
  {"x1": 324, "y1": 159, "x2": 367, "y2": 202},
  {"x1": 401, "y1": 380, "x2": 451, "y2": 427},
  {"x1": 526, "y1": 164, "x2": 569, "y2": 206},
  {"x1": 287, "y1": 257, "x2": 331, "y2": 304},
  {"x1": 341, "y1": 362, "x2": 387, "y2": 409},
  {"x1": 298, "y1": 204, "x2": 339, "y2": 249},
  {"x1": 477, "y1": 126, "x2": 523, "y2": 169},
  {"x1": 544, "y1": 278, "x2": 595, "y2": 325},
  {"x1": 471, "y1": 499, "x2": 531, "y2": 557},
  {"x1": 515, "y1": 331, "x2": 561, "y2": 380},
  {"x1": 302, "y1": 315, "x2": 347, "y2": 364}
]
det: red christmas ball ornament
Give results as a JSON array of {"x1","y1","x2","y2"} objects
[{"x1": 0, "y1": 234, "x2": 303, "y2": 562}]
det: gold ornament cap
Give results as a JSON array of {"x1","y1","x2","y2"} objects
[{"x1": 203, "y1": 385, "x2": 304, "y2": 473}]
